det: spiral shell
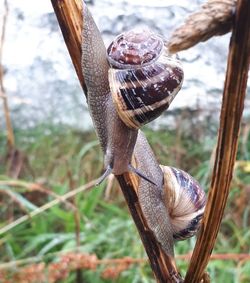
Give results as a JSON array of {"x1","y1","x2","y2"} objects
[
  {"x1": 107, "y1": 29, "x2": 184, "y2": 129},
  {"x1": 161, "y1": 166, "x2": 206, "y2": 241}
]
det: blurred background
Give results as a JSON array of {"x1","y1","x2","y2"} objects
[{"x1": 0, "y1": 0, "x2": 249, "y2": 282}]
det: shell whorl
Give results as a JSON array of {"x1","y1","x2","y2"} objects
[
  {"x1": 107, "y1": 29, "x2": 163, "y2": 69},
  {"x1": 161, "y1": 166, "x2": 206, "y2": 241},
  {"x1": 107, "y1": 29, "x2": 184, "y2": 129}
]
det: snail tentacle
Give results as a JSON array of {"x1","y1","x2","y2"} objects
[
  {"x1": 95, "y1": 163, "x2": 157, "y2": 186},
  {"x1": 95, "y1": 165, "x2": 112, "y2": 186},
  {"x1": 128, "y1": 164, "x2": 157, "y2": 186}
]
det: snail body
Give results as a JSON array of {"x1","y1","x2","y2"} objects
[
  {"x1": 81, "y1": 3, "x2": 138, "y2": 177},
  {"x1": 81, "y1": 1, "x2": 205, "y2": 258},
  {"x1": 134, "y1": 131, "x2": 174, "y2": 255}
]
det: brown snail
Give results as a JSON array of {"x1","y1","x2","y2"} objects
[
  {"x1": 81, "y1": 2, "x2": 206, "y2": 257},
  {"x1": 134, "y1": 132, "x2": 206, "y2": 256},
  {"x1": 82, "y1": 18, "x2": 183, "y2": 182},
  {"x1": 107, "y1": 29, "x2": 184, "y2": 129},
  {"x1": 161, "y1": 166, "x2": 206, "y2": 241}
]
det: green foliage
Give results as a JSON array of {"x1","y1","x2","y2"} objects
[{"x1": 0, "y1": 122, "x2": 249, "y2": 282}]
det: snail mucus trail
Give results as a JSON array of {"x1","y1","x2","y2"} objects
[{"x1": 97, "y1": 28, "x2": 184, "y2": 185}]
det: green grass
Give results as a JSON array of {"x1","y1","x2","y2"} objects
[{"x1": 0, "y1": 121, "x2": 249, "y2": 282}]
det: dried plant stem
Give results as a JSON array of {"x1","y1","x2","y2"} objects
[
  {"x1": 66, "y1": 164, "x2": 83, "y2": 283},
  {"x1": 184, "y1": 0, "x2": 250, "y2": 282},
  {"x1": 1, "y1": 252, "x2": 250, "y2": 271},
  {"x1": 0, "y1": 188, "x2": 30, "y2": 215},
  {"x1": 50, "y1": 0, "x2": 87, "y2": 94},
  {"x1": 0, "y1": 0, "x2": 14, "y2": 149},
  {"x1": 51, "y1": 1, "x2": 181, "y2": 282},
  {"x1": 0, "y1": 179, "x2": 76, "y2": 210},
  {"x1": 0, "y1": 0, "x2": 15, "y2": 225},
  {"x1": 51, "y1": 0, "x2": 182, "y2": 283},
  {"x1": 0, "y1": 179, "x2": 97, "y2": 235},
  {"x1": 167, "y1": 0, "x2": 237, "y2": 53},
  {"x1": 1, "y1": 252, "x2": 250, "y2": 283},
  {"x1": 50, "y1": 0, "x2": 250, "y2": 281}
]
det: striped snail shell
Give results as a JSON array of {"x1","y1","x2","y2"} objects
[
  {"x1": 161, "y1": 166, "x2": 206, "y2": 240},
  {"x1": 107, "y1": 29, "x2": 184, "y2": 129}
]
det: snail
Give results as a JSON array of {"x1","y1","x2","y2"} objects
[
  {"x1": 107, "y1": 29, "x2": 184, "y2": 129},
  {"x1": 81, "y1": 2, "x2": 206, "y2": 257},
  {"x1": 81, "y1": 2, "x2": 183, "y2": 184},
  {"x1": 134, "y1": 132, "x2": 206, "y2": 256},
  {"x1": 161, "y1": 166, "x2": 206, "y2": 241}
]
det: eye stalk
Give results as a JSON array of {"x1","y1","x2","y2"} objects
[{"x1": 95, "y1": 164, "x2": 157, "y2": 186}]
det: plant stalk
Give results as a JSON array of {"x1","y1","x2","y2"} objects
[
  {"x1": 184, "y1": 0, "x2": 250, "y2": 282},
  {"x1": 50, "y1": 0, "x2": 182, "y2": 281},
  {"x1": 0, "y1": 0, "x2": 14, "y2": 149}
]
